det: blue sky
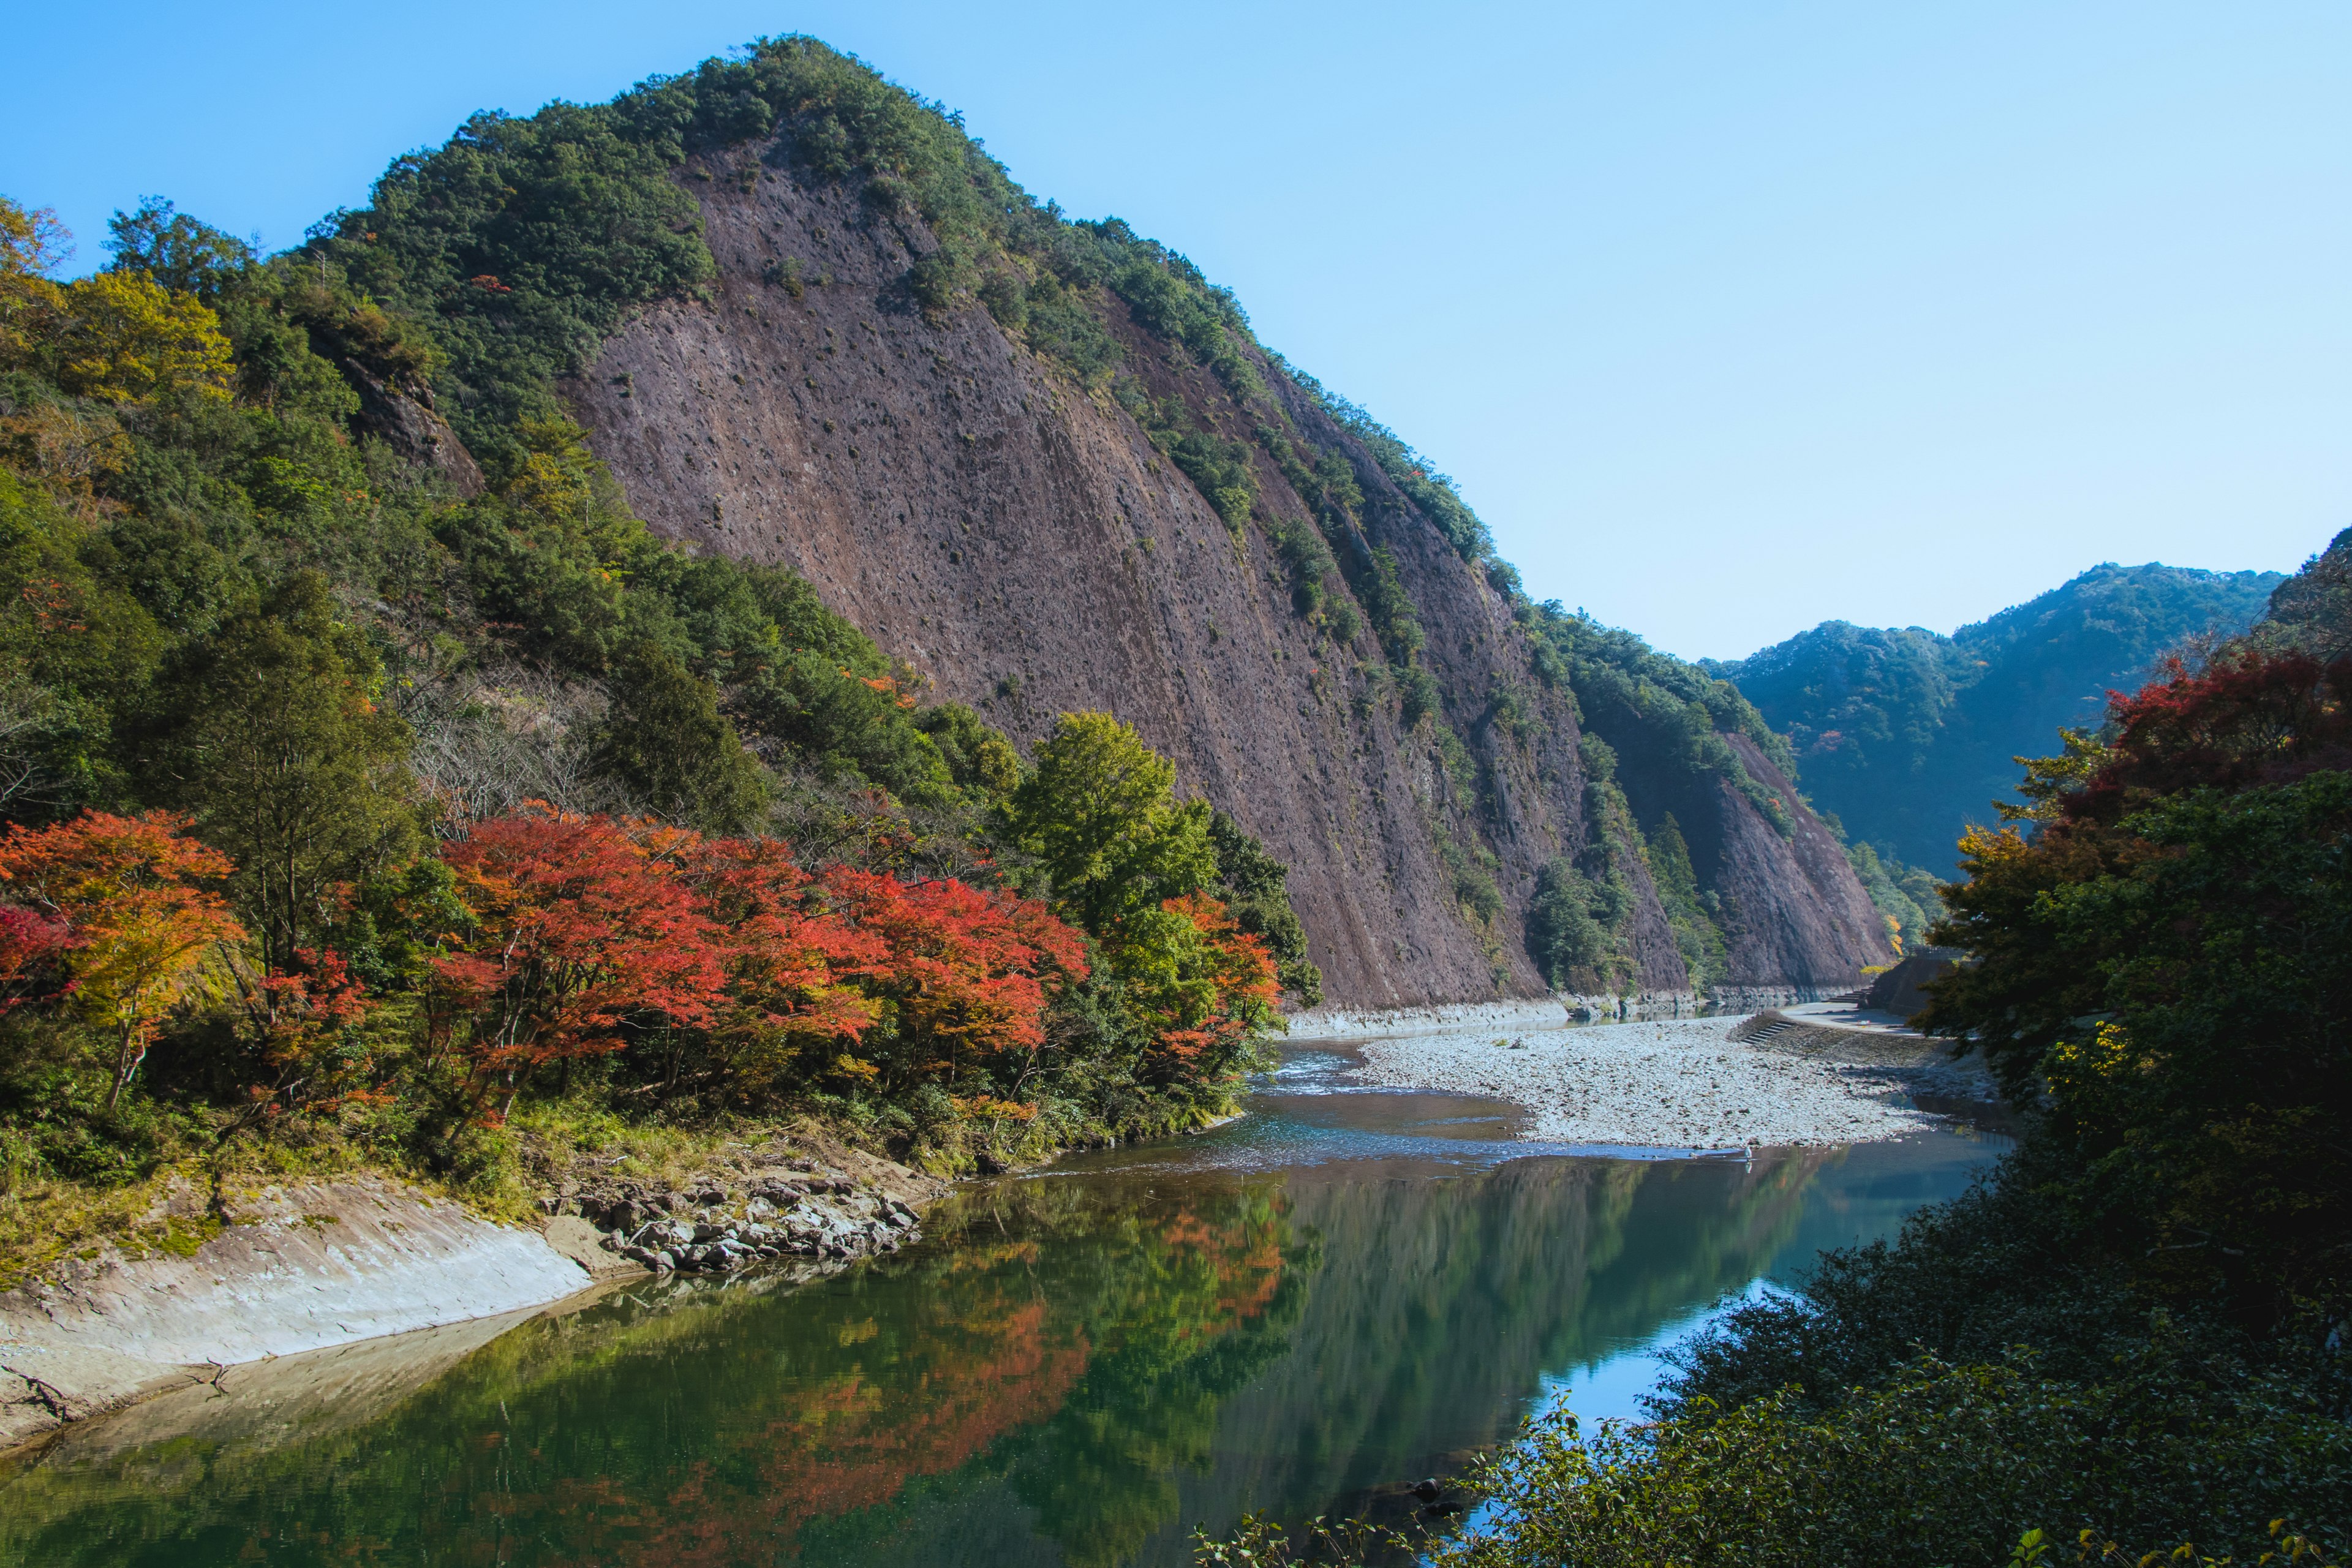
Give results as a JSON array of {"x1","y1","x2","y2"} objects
[{"x1": 9, "y1": 1, "x2": 2345, "y2": 660}]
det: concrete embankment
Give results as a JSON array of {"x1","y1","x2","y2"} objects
[
  {"x1": 1, "y1": 1140, "x2": 946, "y2": 1451},
  {"x1": 1286, "y1": 990, "x2": 1703, "y2": 1042}
]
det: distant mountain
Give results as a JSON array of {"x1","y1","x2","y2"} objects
[{"x1": 1712, "y1": 563, "x2": 2284, "y2": 875}]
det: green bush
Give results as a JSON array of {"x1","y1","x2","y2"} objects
[{"x1": 1431, "y1": 1350, "x2": 2350, "y2": 1568}]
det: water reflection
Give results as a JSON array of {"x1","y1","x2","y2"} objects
[{"x1": 0, "y1": 1088, "x2": 2003, "y2": 1567}]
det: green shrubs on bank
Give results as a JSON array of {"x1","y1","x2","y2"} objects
[{"x1": 1416, "y1": 1351, "x2": 2350, "y2": 1568}]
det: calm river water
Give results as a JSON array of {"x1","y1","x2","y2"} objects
[{"x1": 0, "y1": 1046, "x2": 2005, "y2": 1567}]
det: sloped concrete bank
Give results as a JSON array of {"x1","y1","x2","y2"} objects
[{"x1": 1, "y1": 1142, "x2": 946, "y2": 1452}]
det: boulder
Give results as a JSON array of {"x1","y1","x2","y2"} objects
[{"x1": 1863, "y1": 949, "x2": 1961, "y2": 1021}]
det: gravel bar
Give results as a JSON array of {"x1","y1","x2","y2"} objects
[{"x1": 1349, "y1": 1016, "x2": 1950, "y2": 1148}]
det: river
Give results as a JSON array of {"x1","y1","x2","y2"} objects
[{"x1": 0, "y1": 1046, "x2": 2005, "y2": 1566}]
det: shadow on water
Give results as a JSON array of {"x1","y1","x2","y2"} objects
[{"x1": 0, "y1": 1063, "x2": 2007, "y2": 1568}]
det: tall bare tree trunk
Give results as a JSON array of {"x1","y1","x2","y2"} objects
[{"x1": 106, "y1": 1023, "x2": 143, "y2": 1111}]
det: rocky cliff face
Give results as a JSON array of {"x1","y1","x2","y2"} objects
[{"x1": 568, "y1": 140, "x2": 1888, "y2": 1006}]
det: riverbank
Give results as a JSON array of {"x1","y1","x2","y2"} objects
[
  {"x1": 1343, "y1": 1006, "x2": 1996, "y2": 1148},
  {"x1": 0, "y1": 1126, "x2": 947, "y2": 1451},
  {"x1": 0, "y1": 1003, "x2": 1985, "y2": 1455}
]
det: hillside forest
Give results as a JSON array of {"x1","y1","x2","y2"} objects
[
  {"x1": 0, "y1": 173, "x2": 1327, "y2": 1240},
  {"x1": 1719, "y1": 562, "x2": 2283, "y2": 876},
  {"x1": 0, "y1": 35, "x2": 1912, "y2": 1256}
]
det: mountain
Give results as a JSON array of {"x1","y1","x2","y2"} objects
[
  {"x1": 499, "y1": 43, "x2": 1891, "y2": 1003},
  {"x1": 1, "y1": 36, "x2": 1891, "y2": 1017},
  {"x1": 1714, "y1": 563, "x2": 2283, "y2": 875}
]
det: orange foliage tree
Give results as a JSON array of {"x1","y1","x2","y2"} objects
[
  {"x1": 426, "y1": 810, "x2": 1097, "y2": 1123},
  {"x1": 433, "y1": 809, "x2": 727, "y2": 1120},
  {"x1": 1115, "y1": 894, "x2": 1279, "y2": 1083},
  {"x1": 682, "y1": 835, "x2": 883, "y2": 1097},
  {"x1": 0, "y1": 810, "x2": 246, "y2": 1106},
  {"x1": 222, "y1": 946, "x2": 382, "y2": 1134},
  {"x1": 821, "y1": 868, "x2": 1089, "y2": 1100}
]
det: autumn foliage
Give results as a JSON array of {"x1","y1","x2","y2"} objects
[
  {"x1": 2056, "y1": 650, "x2": 2352, "y2": 827},
  {"x1": 434, "y1": 812, "x2": 729, "y2": 1118},
  {"x1": 0, "y1": 789, "x2": 1276, "y2": 1155},
  {"x1": 424, "y1": 806, "x2": 1091, "y2": 1123},
  {"x1": 0, "y1": 810, "x2": 245, "y2": 1106},
  {"x1": 1921, "y1": 648, "x2": 2352, "y2": 1316},
  {"x1": 1118, "y1": 894, "x2": 1278, "y2": 1075}
]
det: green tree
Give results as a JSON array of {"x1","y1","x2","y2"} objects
[
  {"x1": 733, "y1": 653, "x2": 956, "y2": 808},
  {"x1": 912, "y1": 701, "x2": 1021, "y2": 801},
  {"x1": 1003, "y1": 712, "x2": 1216, "y2": 935},
  {"x1": 1207, "y1": 810, "x2": 1322, "y2": 1004},
  {"x1": 104, "y1": 197, "x2": 255, "y2": 301},
  {"x1": 158, "y1": 571, "x2": 418, "y2": 969},
  {"x1": 1646, "y1": 813, "x2": 1726, "y2": 989},
  {"x1": 1525, "y1": 858, "x2": 1616, "y2": 992},
  {"x1": 590, "y1": 641, "x2": 769, "y2": 833}
]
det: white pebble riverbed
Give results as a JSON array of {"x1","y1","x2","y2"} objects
[{"x1": 1349, "y1": 1016, "x2": 1956, "y2": 1148}]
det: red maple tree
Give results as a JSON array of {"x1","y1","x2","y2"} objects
[
  {"x1": 222, "y1": 946, "x2": 383, "y2": 1134},
  {"x1": 434, "y1": 809, "x2": 728, "y2": 1119},
  {"x1": 0, "y1": 810, "x2": 246, "y2": 1106},
  {"x1": 822, "y1": 868, "x2": 1088, "y2": 1096},
  {"x1": 2065, "y1": 650, "x2": 2352, "y2": 826},
  {"x1": 684, "y1": 835, "x2": 883, "y2": 1084}
]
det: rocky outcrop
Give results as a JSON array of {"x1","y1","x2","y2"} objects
[
  {"x1": 552, "y1": 1156, "x2": 934, "y2": 1276},
  {"x1": 1863, "y1": 949, "x2": 1962, "y2": 1020},
  {"x1": 1706, "y1": 736, "x2": 1896, "y2": 992},
  {"x1": 0, "y1": 1176, "x2": 590, "y2": 1449},
  {"x1": 568, "y1": 141, "x2": 1891, "y2": 1005},
  {"x1": 1, "y1": 1142, "x2": 949, "y2": 1452},
  {"x1": 343, "y1": 363, "x2": 484, "y2": 496}
]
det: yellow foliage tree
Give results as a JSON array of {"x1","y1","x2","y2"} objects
[
  {"x1": 0, "y1": 810, "x2": 247, "y2": 1107},
  {"x1": 0, "y1": 195, "x2": 70, "y2": 370},
  {"x1": 56, "y1": 270, "x2": 233, "y2": 404}
]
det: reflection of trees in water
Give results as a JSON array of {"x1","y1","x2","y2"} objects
[
  {"x1": 0, "y1": 1152, "x2": 1830, "y2": 1568},
  {"x1": 0, "y1": 1179, "x2": 1308, "y2": 1567},
  {"x1": 1134, "y1": 1150, "x2": 1833, "y2": 1565}
]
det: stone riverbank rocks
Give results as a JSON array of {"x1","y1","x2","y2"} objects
[
  {"x1": 1348, "y1": 1009, "x2": 1997, "y2": 1149},
  {"x1": 551, "y1": 1159, "x2": 926, "y2": 1276}
]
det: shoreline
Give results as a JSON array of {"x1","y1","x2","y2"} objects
[
  {"x1": 1, "y1": 1000, "x2": 1989, "y2": 1456},
  {"x1": 0, "y1": 1135, "x2": 945, "y2": 1453}
]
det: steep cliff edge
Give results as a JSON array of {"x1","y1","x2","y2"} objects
[{"x1": 565, "y1": 127, "x2": 1889, "y2": 1005}]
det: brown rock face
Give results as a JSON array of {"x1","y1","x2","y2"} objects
[
  {"x1": 344, "y1": 363, "x2": 483, "y2": 497},
  {"x1": 1708, "y1": 736, "x2": 1899, "y2": 990},
  {"x1": 567, "y1": 142, "x2": 1889, "y2": 1005}
]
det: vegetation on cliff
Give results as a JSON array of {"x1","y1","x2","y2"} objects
[{"x1": 0, "y1": 185, "x2": 1314, "y2": 1271}]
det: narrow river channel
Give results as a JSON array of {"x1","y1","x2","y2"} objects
[{"x1": 0, "y1": 1047, "x2": 2006, "y2": 1567}]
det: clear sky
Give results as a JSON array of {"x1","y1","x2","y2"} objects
[{"x1": 9, "y1": 2, "x2": 2345, "y2": 660}]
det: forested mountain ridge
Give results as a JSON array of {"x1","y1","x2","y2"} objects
[
  {"x1": 1714, "y1": 562, "x2": 2281, "y2": 874},
  {"x1": 0, "y1": 33, "x2": 1898, "y2": 1224},
  {"x1": 560, "y1": 138, "x2": 1890, "y2": 1001},
  {"x1": 2254, "y1": 525, "x2": 2351, "y2": 660},
  {"x1": 293, "y1": 35, "x2": 1887, "y2": 1005}
]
